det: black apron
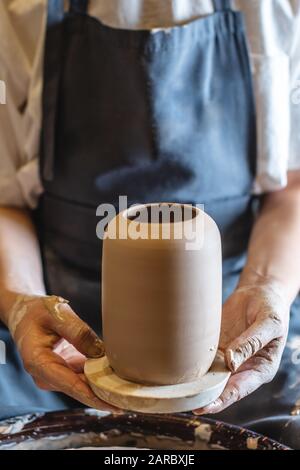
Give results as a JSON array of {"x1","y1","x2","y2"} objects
[
  {"x1": 1, "y1": 0, "x2": 299, "y2": 449},
  {"x1": 39, "y1": 0, "x2": 256, "y2": 333}
]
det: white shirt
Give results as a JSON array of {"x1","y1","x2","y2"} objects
[{"x1": 0, "y1": 0, "x2": 300, "y2": 208}]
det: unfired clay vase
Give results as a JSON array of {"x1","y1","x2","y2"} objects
[{"x1": 102, "y1": 203, "x2": 222, "y2": 386}]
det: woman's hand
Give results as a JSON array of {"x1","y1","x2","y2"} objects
[
  {"x1": 7, "y1": 294, "x2": 119, "y2": 412},
  {"x1": 194, "y1": 279, "x2": 290, "y2": 415}
]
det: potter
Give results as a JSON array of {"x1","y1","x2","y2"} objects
[
  {"x1": 102, "y1": 203, "x2": 222, "y2": 385},
  {"x1": 1, "y1": 0, "x2": 300, "y2": 451}
]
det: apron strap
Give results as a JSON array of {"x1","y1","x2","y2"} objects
[
  {"x1": 69, "y1": 0, "x2": 89, "y2": 14},
  {"x1": 43, "y1": 0, "x2": 67, "y2": 181},
  {"x1": 213, "y1": 0, "x2": 232, "y2": 11},
  {"x1": 43, "y1": 0, "x2": 88, "y2": 181}
]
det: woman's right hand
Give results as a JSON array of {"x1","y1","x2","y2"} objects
[{"x1": 7, "y1": 294, "x2": 119, "y2": 412}]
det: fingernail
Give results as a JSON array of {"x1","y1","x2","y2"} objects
[
  {"x1": 195, "y1": 400, "x2": 221, "y2": 415},
  {"x1": 226, "y1": 349, "x2": 241, "y2": 372},
  {"x1": 92, "y1": 399, "x2": 123, "y2": 415},
  {"x1": 193, "y1": 409, "x2": 206, "y2": 416},
  {"x1": 88, "y1": 338, "x2": 105, "y2": 358}
]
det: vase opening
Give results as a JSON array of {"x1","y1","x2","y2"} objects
[{"x1": 125, "y1": 203, "x2": 198, "y2": 225}]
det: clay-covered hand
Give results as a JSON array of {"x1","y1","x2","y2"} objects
[
  {"x1": 7, "y1": 294, "x2": 119, "y2": 412},
  {"x1": 194, "y1": 281, "x2": 290, "y2": 415}
]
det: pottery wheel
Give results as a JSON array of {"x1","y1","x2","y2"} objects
[{"x1": 84, "y1": 352, "x2": 230, "y2": 413}]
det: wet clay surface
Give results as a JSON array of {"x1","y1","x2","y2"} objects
[
  {"x1": 103, "y1": 204, "x2": 222, "y2": 385},
  {"x1": 0, "y1": 409, "x2": 289, "y2": 450}
]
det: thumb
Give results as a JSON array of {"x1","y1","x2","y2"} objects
[
  {"x1": 48, "y1": 302, "x2": 104, "y2": 358},
  {"x1": 225, "y1": 315, "x2": 282, "y2": 372}
]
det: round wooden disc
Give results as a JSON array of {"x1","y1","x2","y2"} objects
[{"x1": 84, "y1": 352, "x2": 230, "y2": 413}]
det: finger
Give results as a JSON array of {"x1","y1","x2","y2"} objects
[
  {"x1": 225, "y1": 314, "x2": 283, "y2": 372},
  {"x1": 193, "y1": 370, "x2": 260, "y2": 415},
  {"x1": 47, "y1": 303, "x2": 104, "y2": 358},
  {"x1": 28, "y1": 348, "x2": 122, "y2": 413},
  {"x1": 194, "y1": 338, "x2": 283, "y2": 415},
  {"x1": 34, "y1": 378, "x2": 57, "y2": 391}
]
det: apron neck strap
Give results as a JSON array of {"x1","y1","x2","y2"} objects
[
  {"x1": 213, "y1": 0, "x2": 232, "y2": 11},
  {"x1": 69, "y1": 0, "x2": 88, "y2": 14}
]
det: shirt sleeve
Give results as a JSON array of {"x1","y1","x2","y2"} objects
[
  {"x1": 237, "y1": 0, "x2": 300, "y2": 193},
  {"x1": 289, "y1": 5, "x2": 300, "y2": 170},
  {"x1": 0, "y1": 0, "x2": 46, "y2": 208}
]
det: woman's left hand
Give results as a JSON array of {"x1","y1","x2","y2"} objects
[{"x1": 193, "y1": 279, "x2": 290, "y2": 415}]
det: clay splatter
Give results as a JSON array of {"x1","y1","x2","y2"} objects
[
  {"x1": 194, "y1": 423, "x2": 212, "y2": 442},
  {"x1": 247, "y1": 437, "x2": 259, "y2": 450}
]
